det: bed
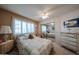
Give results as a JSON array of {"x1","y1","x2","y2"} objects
[
  {"x1": 47, "y1": 33, "x2": 55, "y2": 38},
  {"x1": 16, "y1": 35, "x2": 53, "y2": 55}
]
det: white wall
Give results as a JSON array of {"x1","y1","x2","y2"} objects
[
  {"x1": 41, "y1": 18, "x2": 55, "y2": 32},
  {"x1": 60, "y1": 9, "x2": 79, "y2": 33},
  {"x1": 47, "y1": 25, "x2": 54, "y2": 33},
  {"x1": 55, "y1": 8, "x2": 79, "y2": 44},
  {"x1": 40, "y1": 8, "x2": 79, "y2": 44}
]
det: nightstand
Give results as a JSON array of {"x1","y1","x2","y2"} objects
[{"x1": 0, "y1": 40, "x2": 14, "y2": 54}]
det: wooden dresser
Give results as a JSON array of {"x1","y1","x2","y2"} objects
[{"x1": 60, "y1": 32, "x2": 79, "y2": 54}]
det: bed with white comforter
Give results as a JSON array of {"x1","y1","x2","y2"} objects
[{"x1": 16, "y1": 36, "x2": 53, "y2": 55}]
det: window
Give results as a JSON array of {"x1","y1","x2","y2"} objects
[
  {"x1": 27, "y1": 23, "x2": 31, "y2": 33},
  {"x1": 31, "y1": 24, "x2": 35, "y2": 32},
  {"x1": 14, "y1": 19, "x2": 21, "y2": 34},
  {"x1": 13, "y1": 18, "x2": 35, "y2": 34},
  {"x1": 41, "y1": 25, "x2": 47, "y2": 32},
  {"x1": 22, "y1": 21, "x2": 27, "y2": 34},
  {"x1": 27, "y1": 23, "x2": 35, "y2": 33}
]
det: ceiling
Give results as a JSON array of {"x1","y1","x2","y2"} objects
[{"x1": 0, "y1": 4, "x2": 79, "y2": 21}]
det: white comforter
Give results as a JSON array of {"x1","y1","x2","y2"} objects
[{"x1": 17, "y1": 37, "x2": 53, "y2": 55}]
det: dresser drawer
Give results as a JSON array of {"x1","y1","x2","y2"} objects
[
  {"x1": 61, "y1": 33, "x2": 76, "y2": 38},
  {"x1": 61, "y1": 37, "x2": 77, "y2": 43},
  {"x1": 61, "y1": 32, "x2": 79, "y2": 54},
  {"x1": 61, "y1": 42, "x2": 77, "y2": 52},
  {"x1": 76, "y1": 35, "x2": 79, "y2": 54},
  {"x1": 61, "y1": 39, "x2": 77, "y2": 47}
]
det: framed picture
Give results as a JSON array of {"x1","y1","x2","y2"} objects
[{"x1": 64, "y1": 18, "x2": 79, "y2": 28}]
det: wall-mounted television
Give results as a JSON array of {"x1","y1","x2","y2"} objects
[{"x1": 64, "y1": 18, "x2": 79, "y2": 28}]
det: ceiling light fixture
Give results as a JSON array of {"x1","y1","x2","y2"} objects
[{"x1": 41, "y1": 12, "x2": 49, "y2": 19}]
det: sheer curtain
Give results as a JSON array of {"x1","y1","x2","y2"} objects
[{"x1": 12, "y1": 17, "x2": 35, "y2": 35}]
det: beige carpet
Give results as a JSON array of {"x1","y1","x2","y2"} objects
[
  {"x1": 52, "y1": 43, "x2": 75, "y2": 55},
  {"x1": 7, "y1": 39, "x2": 75, "y2": 55}
]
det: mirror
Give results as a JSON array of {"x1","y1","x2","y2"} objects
[
  {"x1": 41, "y1": 24, "x2": 47, "y2": 33},
  {"x1": 41, "y1": 22, "x2": 55, "y2": 33},
  {"x1": 47, "y1": 22, "x2": 55, "y2": 33}
]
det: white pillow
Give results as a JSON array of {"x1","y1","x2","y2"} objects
[
  {"x1": 24, "y1": 34, "x2": 29, "y2": 39},
  {"x1": 18, "y1": 36, "x2": 26, "y2": 40}
]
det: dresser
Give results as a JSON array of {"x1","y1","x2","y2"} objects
[{"x1": 60, "y1": 32, "x2": 79, "y2": 54}]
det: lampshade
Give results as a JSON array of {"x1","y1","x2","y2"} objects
[{"x1": 0, "y1": 26, "x2": 12, "y2": 34}]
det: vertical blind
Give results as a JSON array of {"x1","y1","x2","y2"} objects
[{"x1": 13, "y1": 18, "x2": 35, "y2": 34}]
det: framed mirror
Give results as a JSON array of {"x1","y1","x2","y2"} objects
[{"x1": 47, "y1": 22, "x2": 55, "y2": 33}]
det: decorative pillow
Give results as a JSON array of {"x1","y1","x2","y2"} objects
[
  {"x1": 24, "y1": 34, "x2": 29, "y2": 39},
  {"x1": 18, "y1": 36, "x2": 26, "y2": 40},
  {"x1": 0, "y1": 39, "x2": 3, "y2": 43},
  {"x1": 28, "y1": 34, "x2": 34, "y2": 39},
  {"x1": 31, "y1": 33, "x2": 37, "y2": 38},
  {"x1": 41, "y1": 34, "x2": 44, "y2": 38},
  {"x1": 0, "y1": 36, "x2": 4, "y2": 43}
]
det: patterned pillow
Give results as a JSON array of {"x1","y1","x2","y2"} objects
[
  {"x1": 0, "y1": 37, "x2": 3, "y2": 43},
  {"x1": 28, "y1": 34, "x2": 34, "y2": 39}
]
